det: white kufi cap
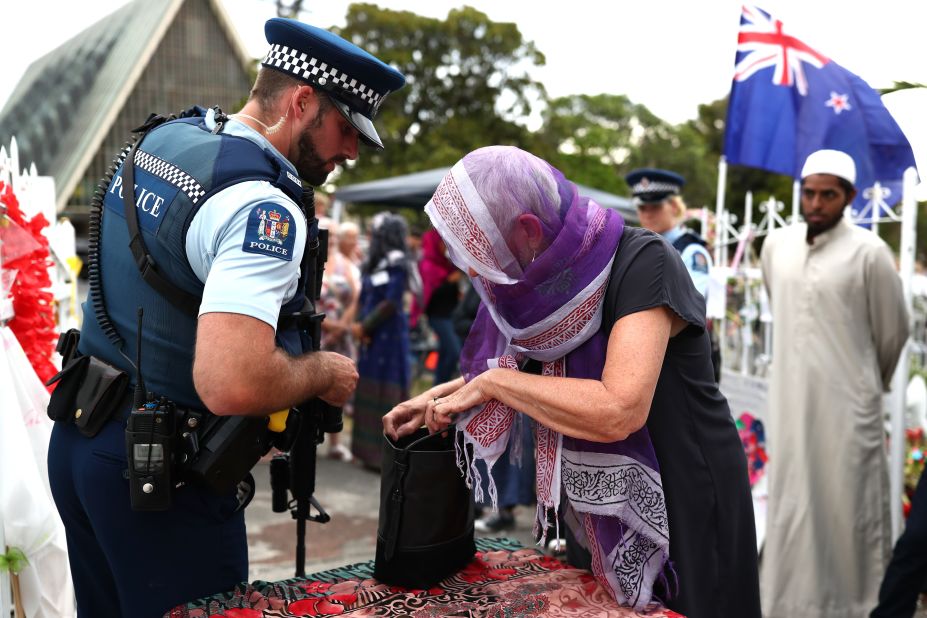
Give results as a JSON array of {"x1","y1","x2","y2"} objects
[{"x1": 800, "y1": 149, "x2": 857, "y2": 185}]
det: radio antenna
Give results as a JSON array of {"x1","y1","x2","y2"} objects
[{"x1": 132, "y1": 307, "x2": 147, "y2": 409}]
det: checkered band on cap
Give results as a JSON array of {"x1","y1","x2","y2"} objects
[
  {"x1": 631, "y1": 180, "x2": 681, "y2": 196},
  {"x1": 262, "y1": 44, "x2": 385, "y2": 116},
  {"x1": 134, "y1": 149, "x2": 206, "y2": 205}
]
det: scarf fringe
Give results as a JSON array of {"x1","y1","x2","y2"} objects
[
  {"x1": 650, "y1": 561, "x2": 679, "y2": 609},
  {"x1": 534, "y1": 501, "x2": 560, "y2": 547},
  {"x1": 665, "y1": 560, "x2": 679, "y2": 598},
  {"x1": 454, "y1": 429, "x2": 499, "y2": 511}
]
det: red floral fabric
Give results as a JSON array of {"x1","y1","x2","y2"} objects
[
  {"x1": 1, "y1": 181, "x2": 57, "y2": 386},
  {"x1": 167, "y1": 544, "x2": 686, "y2": 617}
]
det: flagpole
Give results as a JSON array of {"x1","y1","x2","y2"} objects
[
  {"x1": 872, "y1": 182, "x2": 882, "y2": 238},
  {"x1": 739, "y1": 192, "x2": 754, "y2": 376},
  {"x1": 889, "y1": 166, "x2": 919, "y2": 540},
  {"x1": 791, "y1": 180, "x2": 800, "y2": 223},
  {"x1": 713, "y1": 156, "x2": 729, "y2": 381},
  {"x1": 715, "y1": 157, "x2": 727, "y2": 265}
]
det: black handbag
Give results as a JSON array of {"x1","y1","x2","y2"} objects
[{"x1": 374, "y1": 427, "x2": 476, "y2": 588}]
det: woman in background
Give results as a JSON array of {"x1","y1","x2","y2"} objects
[
  {"x1": 351, "y1": 213, "x2": 417, "y2": 469},
  {"x1": 318, "y1": 217, "x2": 359, "y2": 462},
  {"x1": 419, "y1": 229, "x2": 463, "y2": 385}
]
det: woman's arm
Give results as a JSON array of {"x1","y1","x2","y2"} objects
[
  {"x1": 428, "y1": 306, "x2": 686, "y2": 442},
  {"x1": 342, "y1": 257, "x2": 361, "y2": 326}
]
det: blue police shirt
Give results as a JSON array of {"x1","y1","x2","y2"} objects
[
  {"x1": 662, "y1": 226, "x2": 712, "y2": 298},
  {"x1": 185, "y1": 117, "x2": 306, "y2": 329}
]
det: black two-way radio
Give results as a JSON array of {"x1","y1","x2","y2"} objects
[{"x1": 125, "y1": 308, "x2": 177, "y2": 511}]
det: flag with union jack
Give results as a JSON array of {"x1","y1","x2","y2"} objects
[{"x1": 723, "y1": 5, "x2": 916, "y2": 208}]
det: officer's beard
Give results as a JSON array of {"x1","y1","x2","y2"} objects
[
  {"x1": 293, "y1": 109, "x2": 343, "y2": 186},
  {"x1": 294, "y1": 129, "x2": 329, "y2": 186}
]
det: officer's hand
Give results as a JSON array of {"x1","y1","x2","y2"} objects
[{"x1": 317, "y1": 352, "x2": 358, "y2": 407}]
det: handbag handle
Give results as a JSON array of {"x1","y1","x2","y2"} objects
[
  {"x1": 399, "y1": 427, "x2": 452, "y2": 452},
  {"x1": 383, "y1": 429, "x2": 454, "y2": 561}
]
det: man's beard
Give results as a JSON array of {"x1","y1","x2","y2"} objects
[
  {"x1": 294, "y1": 127, "x2": 331, "y2": 186},
  {"x1": 803, "y1": 208, "x2": 844, "y2": 240}
]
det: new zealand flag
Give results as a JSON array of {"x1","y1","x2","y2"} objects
[{"x1": 723, "y1": 5, "x2": 917, "y2": 210}]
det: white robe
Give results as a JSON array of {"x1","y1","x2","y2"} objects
[{"x1": 759, "y1": 219, "x2": 909, "y2": 618}]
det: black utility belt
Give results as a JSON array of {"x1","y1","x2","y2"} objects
[
  {"x1": 45, "y1": 330, "x2": 277, "y2": 510},
  {"x1": 125, "y1": 399, "x2": 274, "y2": 510}
]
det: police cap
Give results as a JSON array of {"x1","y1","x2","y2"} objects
[
  {"x1": 262, "y1": 18, "x2": 406, "y2": 149},
  {"x1": 625, "y1": 168, "x2": 685, "y2": 205}
]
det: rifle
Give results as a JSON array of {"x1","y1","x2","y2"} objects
[{"x1": 269, "y1": 186, "x2": 344, "y2": 577}]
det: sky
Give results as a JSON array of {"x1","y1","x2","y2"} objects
[{"x1": 2, "y1": 0, "x2": 926, "y2": 178}]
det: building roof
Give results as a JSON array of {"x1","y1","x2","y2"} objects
[{"x1": 0, "y1": 0, "x2": 254, "y2": 210}]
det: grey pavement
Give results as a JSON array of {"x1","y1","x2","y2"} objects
[{"x1": 244, "y1": 427, "x2": 541, "y2": 583}]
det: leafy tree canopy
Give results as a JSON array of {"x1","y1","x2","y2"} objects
[
  {"x1": 534, "y1": 93, "x2": 720, "y2": 207},
  {"x1": 328, "y1": 1, "x2": 882, "y2": 248},
  {"x1": 333, "y1": 4, "x2": 546, "y2": 184},
  {"x1": 533, "y1": 93, "x2": 648, "y2": 195}
]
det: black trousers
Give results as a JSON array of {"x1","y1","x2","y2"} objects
[
  {"x1": 872, "y1": 467, "x2": 927, "y2": 618},
  {"x1": 48, "y1": 417, "x2": 247, "y2": 617}
]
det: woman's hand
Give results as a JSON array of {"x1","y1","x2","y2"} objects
[
  {"x1": 383, "y1": 390, "x2": 436, "y2": 441},
  {"x1": 349, "y1": 323, "x2": 369, "y2": 345},
  {"x1": 383, "y1": 377, "x2": 469, "y2": 440},
  {"x1": 426, "y1": 371, "x2": 495, "y2": 433},
  {"x1": 325, "y1": 320, "x2": 346, "y2": 340}
]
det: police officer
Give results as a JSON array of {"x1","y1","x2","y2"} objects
[
  {"x1": 626, "y1": 168, "x2": 721, "y2": 381},
  {"x1": 47, "y1": 19, "x2": 404, "y2": 617}
]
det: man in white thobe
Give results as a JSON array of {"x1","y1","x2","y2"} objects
[{"x1": 760, "y1": 149, "x2": 909, "y2": 618}]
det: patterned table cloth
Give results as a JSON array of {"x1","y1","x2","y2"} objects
[{"x1": 165, "y1": 539, "x2": 684, "y2": 617}]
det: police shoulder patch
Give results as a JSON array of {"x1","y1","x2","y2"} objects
[
  {"x1": 242, "y1": 202, "x2": 297, "y2": 261},
  {"x1": 691, "y1": 249, "x2": 709, "y2": 274}
]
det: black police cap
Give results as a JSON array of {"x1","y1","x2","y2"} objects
[{"x1": 625, "y1": 168, "x2": 686, "y2": 204}]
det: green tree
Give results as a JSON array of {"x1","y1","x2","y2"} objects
[
  {"x1": 627, "y1": 120, "x2": 718, "y2": 211},
  {"x1": 880, "y1": 81, "x2": 927, "y2": 95},
  {"x1": 333, "y1": 4, "x2": 546, "y2": 185},
  {"x1": 535, "y1": 93, "x2": 721, "y2": 206},
  {"x1": 534, "y1": 94, "x2": 646, "y2": 194}
]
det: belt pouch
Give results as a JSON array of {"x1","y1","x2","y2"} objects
[
  {"x1": 73, "y1": 357, "x2": 129, "y2": 437},
  {"x1": 46, "y1": 355, "x2": 91, "y2": 422}
]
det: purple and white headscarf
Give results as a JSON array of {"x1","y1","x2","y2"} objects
[{"x1": 424, "y1": 146, "x2": 671, "y2": 610}]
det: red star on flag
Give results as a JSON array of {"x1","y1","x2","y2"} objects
[{"x1": 825, "y1": 91, "x2": 851, "y2": 114}]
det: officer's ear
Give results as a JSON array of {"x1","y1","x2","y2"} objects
[
  {"x1": 668, "y1": 196, "x2": 686, "y2": 221},
  {"x1": 290, "y1": 85, "x2": 316, "y2": 121}
]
